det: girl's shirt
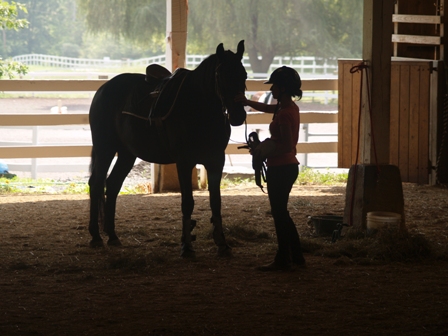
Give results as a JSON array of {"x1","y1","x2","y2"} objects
[{"x1": 267, "y1": 103, "x2": 300, "y2": 167}]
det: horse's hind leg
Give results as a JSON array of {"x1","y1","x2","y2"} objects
[
  {"x1": 89, "y1": 148, "x2": 115, "y2": 247},
  {"x1": 104, "y1": 151, "x2": 136, "y2": 246}
]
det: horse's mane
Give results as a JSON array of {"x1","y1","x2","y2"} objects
[{"x1": 192, "y1": 53, "x2": 219, "y2": 96}]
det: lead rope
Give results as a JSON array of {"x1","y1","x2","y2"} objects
[{"x1": 348, "y1": 62, "x2": 381, "y2": 227}]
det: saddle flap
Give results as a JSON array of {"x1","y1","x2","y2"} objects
[{"x1": 122, "y1": 67, "x2": 190, "y2": 122}]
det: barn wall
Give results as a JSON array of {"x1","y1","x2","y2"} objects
[
  {"x1": 338, "y1": 59, "x2": 435, "y2": 184},
  {"x1": 395, "y1": 0, "x2": 443, "y2": 59}
]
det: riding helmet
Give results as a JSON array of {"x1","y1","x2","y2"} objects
[{"x1": 264, "y1": 66, "x2": 302, "y2": 97}]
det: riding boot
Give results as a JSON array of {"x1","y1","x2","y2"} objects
[
  {"x1": 272, "y1": 212, "x2": 292, "y2": 265},
  {"x1": 211, "y1": 217, "x2": 232, "y2": 257},
  {"x1": 181, "y1": 218, "x2": 195, "y2": 258},
  {"x1": 287, "y1": 213, "x2": 306, "y2": 266}
]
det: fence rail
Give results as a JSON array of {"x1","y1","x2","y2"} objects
[
  {"x1": 0, "y1": 79, "x2": 338, "y2": 178},
  {"x1": 12, "y1": 54, "x2": 338, "y2": 77}
]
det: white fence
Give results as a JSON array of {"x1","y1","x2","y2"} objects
[
  {"x1": 0, "y1": 79, "x2": 338, "y2": 179},
  {"x1": 12, "y1": 54, "x2": 338, "y2": 77}
]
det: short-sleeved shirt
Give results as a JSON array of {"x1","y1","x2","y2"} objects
[{"x1": 267, "y1": 103, "x2": 300, "y2": 167}]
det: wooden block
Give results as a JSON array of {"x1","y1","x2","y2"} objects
[{"x1": 343, "y1": 164, "x2": 406, "y2": 231}]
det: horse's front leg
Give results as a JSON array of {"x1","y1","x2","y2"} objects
[
  {"x1": 205, "y1": 158, "x2": 232, "y2": 258},
  {"x1": 176, "y1": 162, "x2": 196, "y2": 258}
]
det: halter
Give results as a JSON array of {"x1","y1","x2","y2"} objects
[
  {"x1": 214, "y1": 63, "x2": 229, "y2": 117},
  {"x1": 214, "y1": 62, "x2": 247, "y2": 119}
]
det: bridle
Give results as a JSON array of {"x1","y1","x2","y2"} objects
[{"x1": 215, "y1": 62, "x2": 247, "y2": 118}]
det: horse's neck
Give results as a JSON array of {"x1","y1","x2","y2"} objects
[{"x1": 191, "y1": 56, "x2": 219, "y2": 98}]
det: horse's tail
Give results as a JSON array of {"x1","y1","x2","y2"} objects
[{"x1": 89, "y1": 147, "x2": 106, "y2": 231}]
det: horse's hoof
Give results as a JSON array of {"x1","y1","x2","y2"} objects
[
  {"x1": 180, "y1": 247, "x2": 196, "y2": 259},
  {"x1": 89, "y1": 239, "x2": 104, "y2": 248},
  {"x1": 217, "y1": 245, "x2": 233, "y2": 258},
  {"x1": 107, "y1": 238, "x2": 122, "y2": 247}
]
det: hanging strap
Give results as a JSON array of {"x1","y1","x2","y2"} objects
[{"x1": 348, "y1": 62, "x2": 381, "y2": 227}]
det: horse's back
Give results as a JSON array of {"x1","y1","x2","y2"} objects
[{"x1": 90, "y1": 73, "x2": 146, "y2": 115}]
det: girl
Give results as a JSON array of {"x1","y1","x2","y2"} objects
[{"x1": 236, "y1": 66, "x2": 306, "y2": 271}]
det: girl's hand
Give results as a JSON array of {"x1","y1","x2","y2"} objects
[{"x1": 234, "y1": 93, "x2": 249, "y2": 105}]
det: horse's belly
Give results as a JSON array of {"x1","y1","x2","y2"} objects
[{"x1": 118, "y1": 116, "x2": 175, "y2": 164}]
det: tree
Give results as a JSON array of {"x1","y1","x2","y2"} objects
[
  {"x1": 188, "y1": 0, "x2": 363, "y2": 72},
  {"x1": 0, "y1": 0, "x2": 29, "y2": 78},
  {"x1": 5, "y1": 0, "x2": 86, "y2": 57},
  {"x1": 77, "y1": 0, "x2": 166, "y2": 55},
  {"x1": 76, "y1": 0, "x2": 363, "y2": 73}
]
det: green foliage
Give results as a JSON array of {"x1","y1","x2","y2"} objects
[
  {"x1": 188, "y1": 0, "x2": 363, "y2": 72},
  {"x1": 220, "y1": 176, "x2": 255, "y2": 189},
  {"x1": 4, "y1": 0, "x2": 85, "y2": 57},
  {"x1": 0, "y1": 0, "x2": 29, "y2": 78},
  {"x1": 0, "y1": 1, "x2": 28, "y2": 30},
  {"x1": 0, "y1": 57, "x2": 27, "y2": 78},
  {"x1": 76, "y1": 0, "x2": 363, "y2": 73},
  {"x1": 77, "y1": 0, "x2": 165, "y2": 47},
  {"x1": 0, "y1": 176, "x2": 154, "y2": 195},
  {"x1": 0, "y1": 176, "x2": 90, "y2": 194},
  {"x1": 297, "y1": 167, "x2": 348, "y2": 185}
]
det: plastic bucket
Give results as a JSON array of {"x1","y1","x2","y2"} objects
[{"x1": 366, "y1": 212, "x2": 401, "y2": 230}]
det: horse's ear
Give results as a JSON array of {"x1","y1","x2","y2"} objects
[
  {"x1": 236, "y1": 40, "x2": 245, "y2": 59},
  {"x1": 216, "y1": 43, "x2": 225, "y2": 61}
]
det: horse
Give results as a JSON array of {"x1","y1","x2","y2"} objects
[{"x1": 88, "y1": 41, "x2": 247, "y2": 258}]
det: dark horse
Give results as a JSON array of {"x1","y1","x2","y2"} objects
[{"x1": 88, "y1": 41, "x2": 247, "y2": 257}]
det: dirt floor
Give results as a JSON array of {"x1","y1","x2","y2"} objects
[{"x1": 1, "y1": 180, "x2": 448, "y2": 335}]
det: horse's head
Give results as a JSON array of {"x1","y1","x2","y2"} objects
[{"x1": 215, "y1": 40, "x2": 247, "y2": 126}]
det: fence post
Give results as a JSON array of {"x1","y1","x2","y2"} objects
[{"x1": 298, "y1": 124, "x2": 309, "y2": 172}]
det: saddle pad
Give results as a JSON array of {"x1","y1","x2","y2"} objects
[
  {"x1": 122, "y1": 81, "x2": 155, "y2": 120},
  {"x1": 149, "y1": 68, "x2": 190, "y2": 120}
]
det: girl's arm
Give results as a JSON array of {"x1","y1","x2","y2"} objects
[{"x1": 235, "y1": 93, "x2": 277, "y2": 113}]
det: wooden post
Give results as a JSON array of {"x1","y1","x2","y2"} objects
[
  {"x1": 343, "y1": 0, "x2": 406, "y2": 231},
  {"x1": 360, "y1": 0, "x2": 394, "y2": 165},
  {"x1": 166, "y1": 0, "x2": 188, "y2": 72},
  {"x1": 154, "y1": 0, "x2": 197, "y2": 192}
]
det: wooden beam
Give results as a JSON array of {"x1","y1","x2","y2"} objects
[
  {"x1": 0, "y1": 145, "x2": 92, "y2": 158},
  {"x1": 392, "y1": 14, "x2": 441, "y2": 24},
  {"x1": 246, "y1": 78, "x2": 337, "y2": 92},
  {"x1": 160, "y1": 0, "x2": 189, "y2": 192},
  {"x1": 246, "y1": 112, "x2": 338, "y2": 124},
  {"x1": 392, "y1": 34, "x2": 442, "y2": 45},
  {"x1": 0, "y1": 78, "x2": 338, "y2": 93},
  {"x1": 0, "y1": 80, "x2": 106, "y2": 91},
  {"x1": 166, "y1": 0, "x2": 188, "y2": 72},
  {"x1": 0, "y1": 114, "x2": 89, "y2": 126},
  {"x1": 225, "y1": 142, "x2": 337, "y2": 155},
  {"x1": 360, "y1": 0, "x2": 394, "y2": 164}
]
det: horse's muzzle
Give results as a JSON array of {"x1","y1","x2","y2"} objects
[{"x1": 227, "y1": 99, "x2": 247, "y2": 126}]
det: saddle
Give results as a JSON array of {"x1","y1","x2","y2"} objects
[{"x1": 122, "y1": 64, "x2": 190, "y2": 123}]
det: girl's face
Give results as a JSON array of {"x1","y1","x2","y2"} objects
[
  {"x1": 270, "y1": 83, "x2": 281, "y2": 99},
  {"x1": 270, "y1": 84, "x2": 285, "y2": 100}
]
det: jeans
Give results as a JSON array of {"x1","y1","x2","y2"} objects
[{"x1": 266, "y1": 164, "x2": 305, "y2": 265}]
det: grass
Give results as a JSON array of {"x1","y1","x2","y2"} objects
[
  {"x1": 0, "y1": 176, "x2": 88, "y2": 194},
  {"x1": 297, "y1": 167, "x2": 348, "y2": 185},
  {"x1": 0, "y1": 175, "x2": 154, "y2": 195},
  {"x1": 0, "y1": 168, "x2": 348, "y2": 195}
]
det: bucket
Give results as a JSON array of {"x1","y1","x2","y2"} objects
[
  {"x1": 366, "y1": 212, "x2": 401, "y2": 230},
  {"x1": 309, "y1": 215, "x2": 343, "y2": 237}
]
